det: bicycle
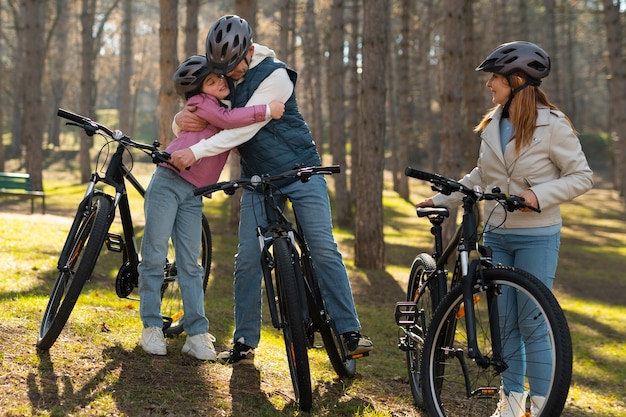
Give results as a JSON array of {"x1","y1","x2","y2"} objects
[
  {"x1": 194, "y1": 165, "x2": 364, "y2": 411},
  {"x1": 36, "y1": 108, "x2": 212, "y2": 351},
  {"x1": 395, "y1": 167, "x2": 572, "y2": 417}
]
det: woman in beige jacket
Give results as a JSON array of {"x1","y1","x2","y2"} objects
[{"x1": 418, "y1": 41, "x2": 593, "y2": 417}]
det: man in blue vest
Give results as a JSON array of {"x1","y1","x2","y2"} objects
[{"x1": 170, "y1": 15, "x2": 373, "y2": 365}]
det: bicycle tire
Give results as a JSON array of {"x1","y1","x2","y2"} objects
[
  {"x1": 37, "y1": 195, "x2": 113, "y2": 350},
  {"x1": 301, "y1": 253, "x2": 356, "y2": 379},
  {"x1": 161, "y1": 214, "x2": 212, "y2": 336},
  {"x1": 274, "y1": 237, "x2": 312, "y2": 411},
  {"x1": 421, "y1": 266, "x2": 572, "y2": 417},
  {"x1": 405, "y1": 253, "x2": 438, "y2": 408}
]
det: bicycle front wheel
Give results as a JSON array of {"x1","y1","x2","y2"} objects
[
  {"x1": 274, "y1": 238, "x2": 312, "y2": 411},
  {"x1": 37, "y1": 194, "x2": 113, "y2": 350},
  {"x1": 161, "y1": 214, "x2": 212, "y2": 336},
  {"x1": 421, "y1": 266, "x2": 572, "y2": 417},
  {"x1": 301, "y1": 251, "x2": 356, "y2": 379},
  {"x1": 405, "y1": 253, "x2": 438, "y2": 408}
]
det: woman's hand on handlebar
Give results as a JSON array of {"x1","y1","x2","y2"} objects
[
  {"x1": 170, "y1": 148, "x2": 196, "y2": 171},
  {"x1": 175, "y1": 105, "x2": 207, "y2": 132},
  {"x1": 518, "y1": 189, "x2": 539, "y2": 212},
  {"x1": 416, "y1": 198, "x2": 434, "y2": 208}
]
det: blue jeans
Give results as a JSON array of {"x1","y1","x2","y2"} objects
[
  {"x1": 138, "y1": 167, "x2": 208, "y2": 336},
  {"x1": 232, "y1": 175, "x2": 360, "y2": 347},
  {"x1": 484, "y1": 230, "x2": 560, "y2": 397}
]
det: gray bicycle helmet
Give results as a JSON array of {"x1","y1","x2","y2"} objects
[
  {"x1": 475, "y1": 41, "x2": 550, "y2": 86},
  {"x1": 173, "y1": 55, "x2": 211, "y2": 99},
  {"x1": 205, "y1": 15, "x2": 253, "y2": 75}
]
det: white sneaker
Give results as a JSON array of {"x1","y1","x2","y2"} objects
[
  {"x1": 182, "y1": 333, "x2": 217, "y2": 361},
  {"x1": 491, "y1": 390, "x2": 528, "y2": 417},
  {"x1": 140, "y1": 327, "x2": 167, "y2": 355},
  {"x1": 530, "y1": 395, "x2": 546, "y2": 417}
]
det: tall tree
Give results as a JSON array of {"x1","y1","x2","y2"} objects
[
  {"x1": 327, "y1": 0, "x2": 350, "y2": 226},
  {"x1": 439, "y1": 0, "x2": 465, "y2": 242},
  {"x1": 79, "y1": 0, "x2": 96, "y2": 181},
  {"x1": 79, "y1": 0, "x2": 119, "y2": 181},
  {"x1": 183, "y1": 0, "x2": 199, "y2": 57},
  {"x1": 118, "y1": 0, "x2": 133, "y2": 134},
  {"x1": 22, "y1": 0, "x2": 45, "y2": 190},
  {"x1": 460, "y1": 0, "x2": 481, "y2": 170},
  {"x1": 227, "y1": 0, "x2": 258, "y2": 225},
  {"x1": 394, "y1": 0, "x2": 412, "y2": 199},
  {"x1": 354, "y1": 0, "x2": 389, "y2": 269},
  {"x1": 0, "y1": 6, "x2": 4, "y2": 171},
  {"x1": 158, "y1": 0, "x2": 179, "y2": 148},
  {"x1": 602, "y1": 0, "x2": 626, "y2": 198},
  {"x1": 47, "y1": 0, "x2": 70, "y2": 149}
]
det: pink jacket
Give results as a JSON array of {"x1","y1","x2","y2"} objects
[{"x1": 163, "y1": 94, "x2": 267, "y2": 187}]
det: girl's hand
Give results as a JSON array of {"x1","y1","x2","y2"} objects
[{"x1": 269, "y1": 100, "x2": 285, "y2": 119}]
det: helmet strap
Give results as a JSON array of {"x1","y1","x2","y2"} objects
[{"x1": 502, "y1": 75, "x2": 531, "y2": 118}]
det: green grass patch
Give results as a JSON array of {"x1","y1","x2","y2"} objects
[{"x1": 1, "y1": 166, "x2": 625, "y2": 416}]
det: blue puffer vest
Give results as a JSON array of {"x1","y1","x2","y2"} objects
[{"x1": 232, "y1": 57, "x2": 321, "y2": 182}]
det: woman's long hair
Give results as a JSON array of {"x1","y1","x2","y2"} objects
[{"x1": 474, "y1": 72, "x2": 575, "y2": 155}]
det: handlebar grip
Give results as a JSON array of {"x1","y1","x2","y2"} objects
[
  {"x1": 405, "y1": 167, "x2": 439, "y2": 182},
  {"x1": 58, "y1": 108, "x2": 91, "y2": 125},
  {"x1": 323, "y1": 165, "x2": 341, "y2": 174}
]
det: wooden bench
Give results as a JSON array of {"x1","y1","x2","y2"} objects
[{"x1": 0, "y1": 172, "x2": 46, "y2": 214}]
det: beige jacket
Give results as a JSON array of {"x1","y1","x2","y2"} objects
[{"x1": 431, "y1": 105, "x2": 593, "y2": 229}]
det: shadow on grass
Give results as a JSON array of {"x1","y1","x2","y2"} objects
[{"x1": 28, "y1": 344, "x2": 225, "y2": 417}]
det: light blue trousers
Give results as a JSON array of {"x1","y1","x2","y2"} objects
[
  {"x1": 484, "y1": 230, "x2": 560, "y2": 397},
  {"x1": 138, "y1": 167, "x2": 208, "y2": 336},
  {"x1": 232, "y1": 175, "x2": 361, "y2": 347}
]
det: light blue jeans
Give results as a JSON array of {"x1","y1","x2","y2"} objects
[
  {"x1": 232, "y1": 174, "x2": 361, "y2": 348},
  {"x1": 484, "y1": 230, "x2": 560, "y2": 397},
  {"x1": 138, "y1": 166, "x2": 208, "y2": 336}
]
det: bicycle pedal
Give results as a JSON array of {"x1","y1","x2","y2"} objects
[
  {"x1": 105, "y1": 233, "x2": 124, "y2": 252},
  {"x1": 470, "y1": 386, "x2": 499, "y2": 399},
  {"x1": 395, "y1": 301, "x2": 418, "y2": 325},
  {"x1": 347, "y1": 351, "x2": 370, "y2": 360}
]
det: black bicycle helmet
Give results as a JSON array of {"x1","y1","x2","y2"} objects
[
  {"x1": 475, "y1": 41, "x2": 550, "y2": 86},
  {"x1": 205, "y1": 15, "x2": 253, "y2": 75},
  {"x1": 173, "y1": 55, "x2": 211, "y2": 99}
]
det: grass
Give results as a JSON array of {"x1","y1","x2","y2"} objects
[{"x1": 1, "y1": 162, "x2": 625, "y2": 416}]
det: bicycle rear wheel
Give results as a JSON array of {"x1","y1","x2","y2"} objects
[
  {"x1": 421, "y1": 266, "x2": 572, "y2": 417},
  {"x1": 404, "y1": 253, "x2": 438, "y2": 408},
  {"x1": 274, "y1": 238, "x2": 312, "y2": 411},
  {"x1": 37, "y1": 194, "x2": 113, "y2": 350},
  {"x1": 161, "y1": 214, "x2": 212, "y2": 336}
]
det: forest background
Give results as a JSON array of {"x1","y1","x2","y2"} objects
[{"x1": 1, "y1": 0, "x2": 626, "y2": 270}]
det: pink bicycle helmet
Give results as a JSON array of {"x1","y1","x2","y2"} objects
[{"x1": 205, "y1": 15, "x2": 253, "y2": 75}]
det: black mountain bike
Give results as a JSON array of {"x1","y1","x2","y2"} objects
[
  {"x1": 36, "y1": 108, "x2": 212, "y2": 351},
  {"x1": 194, "y1": 165, "x2": 363, "y2": 412},
  {"x1": 395, "y1": 167, "x2": 572, "y2": 417}
]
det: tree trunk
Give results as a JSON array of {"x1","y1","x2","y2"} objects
[
  {"x1": 229, "y1": 0, "x2": 258, "y2": 226},
  {"x1": 118, "y1": 0, "x2": 133, "y2": 134},
  {"x1": 158, "y1": 0, "x2": 179, "y2": 148},
  {"x1": 395, "y1": 0, "x2": 411, "y2": 199},
  {"x1": 327, "y1": 0, "x2": 350, "y2": 226},
  {"x1": 602, "y1": 0, "x2": 626, "y2": 199},
  {"x1": 439, "y1": 0, "x2": 465, "y2": 243},
  {"x1": 23, "y1": 0, "x2": 45, "y2": 190},
  {"x1": 347, "y1": 0, "x2": 361, "y2": 211},
  {"x1": 354, "y1": 0, "x2": 389, "y2": 270},
  {"x1": 79, "y1": 0, "x2": 96, "y2": 182},
  {"x1": 184, "y1": 0, "x2": 199, "y2": 57}
]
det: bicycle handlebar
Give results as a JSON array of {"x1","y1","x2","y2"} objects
[
  {"x1": 193, "y1": 165, "x2": 341, "y2": 197},
  {"x1": 405, "y1": 166, "x2": 540, "y2": 213}
]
